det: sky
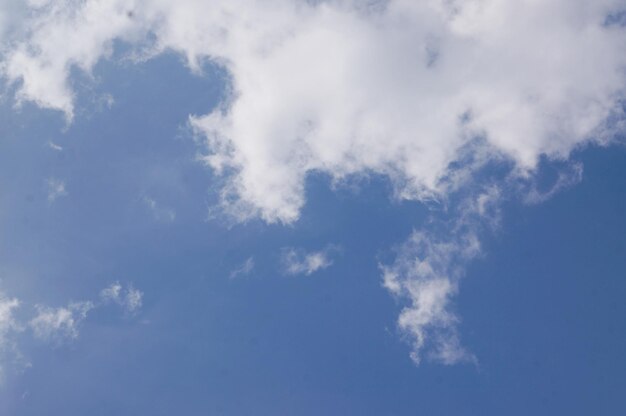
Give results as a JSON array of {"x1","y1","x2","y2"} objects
[{"x1": 0, "y1": 0, "x2": 625, "y2": 415}]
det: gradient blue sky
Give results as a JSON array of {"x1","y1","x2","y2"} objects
[{"x1": 1, "y1": 1, "x2": 626, "y2": 415}]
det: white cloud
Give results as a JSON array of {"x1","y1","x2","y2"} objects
[
  {"x1": 26, "y1": 281, "x2": 143, "y2": 343},
  {"x1": 281, "y1": 245, "x2": 337, "y2": 276},
  {"x1": 382, "y1": 228, "x2": 479, "y2": 365},
  {"x1": 29, "y1": 301, "x2": 94, "y2": 341},
  {"x1": 3, "y1": 0, "x2": 624, "y2": 220},
  {"x1": 46, "y1": 178, "x2": 67, "y2": 202},
  {"x1": 2, "y1": 0, "x2": 626, "y2": 364},
  {"x1": 0, "y1": 281, "x2": 144, "y2": 381},
  {"x1": 381, "y1": 184, "x2": 502, "y2": 364},
  {"x1": 229, "y1": 257, "x2": 255, "y2": 279},
  {"x1": 523, "y1": 162, "x2": 584, "y2": 205},
  {"x1": 0, "y1": 296, "x2": 20, "y2": 347},
  {"x1": 124, "y1": 287, "x2": 143, "y2": 312},
  {"x1": 0, "y1": 296, "x2": 20, "y2": 342},
  {"x1": 47, "y1": 141, "x2": 63, "y2": 151},
  {"x1": 100, "y1": 282, "x2": 122, "y2": 303},
  {"x1": 1, "y1": 0, "x2": 144, "y2": 122},
  {"x1": 100, "y1": 282, "x2": 143, "y2": 314}
]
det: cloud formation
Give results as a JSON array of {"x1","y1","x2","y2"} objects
[
  {"x1": 46, "y1": 178, "x2": 67, "y2": 203},
  {"x1": 229, "y1": 257, "x2": 255, "y2": 279},
  {"x1": 281, "y1": 245, "x2": 337, "y2": 276},
  {"x1": 2, "y1": 0, "x2": 625, "y2": 364},
  {"x1": 0, "y1": 282, "x2": 143, "y2": 380},
  {"x1": 382, "y1": 185, "x2": 500, "y2": 364},
  {"x1": 3, "y1": 1, "x2": 625, "y2": 218},
  {"x1": 29, "y1": 301, "x2": 94, "y2": 342},
  {"x1": 100, "y1": 282, "x2": 144, "y2": 314}
]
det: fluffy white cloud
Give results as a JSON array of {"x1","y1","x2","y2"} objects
[
  {"x1": 3, "y1": 0, "x2": 625, "y2": 218},
  {"x1": 1, "y1": 0, "x2": 144, "y2": 121},
  {"x1": 281, "y1": 245, "x2": 337, "y2": 276},
  {"x1": 2, "y1": 0, "x2": 626, "y2": 364}
]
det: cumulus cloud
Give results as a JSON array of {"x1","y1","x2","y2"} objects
[
  {"x1": 3, "y1": 0, "x2": 625, "y2": 218},
  {"x1": 2, "y1": 0, "x2": 626, "y2": 364},
  {"x1": 1, "y1": 0, "x2": 143, "y2": 121},
  {"x1": 100, "y1": 282, "x2": 143, "y2": 314},
  {"x1": 281, "y1": 245, "x2": 337, "y2": 276}
]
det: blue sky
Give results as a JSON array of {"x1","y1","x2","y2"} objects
[{"x1": 1, "y1": 1, "x2": 626, "y2": 415}]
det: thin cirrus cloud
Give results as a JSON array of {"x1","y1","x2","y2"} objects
[
  {"x1": 281, "y1": 246, "x2": 338, "y2": 276},
  {"x1": 141, "y1": 196, "x2": 176, "y2": 223},
  {"x1": 229, "y1": 257, "x2": 255, "y2": 279},
  {"x1": 1, "y1": 0, "x2": 626, "y2": 364}
]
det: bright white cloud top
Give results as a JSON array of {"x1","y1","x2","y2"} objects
[{"x1": 1, "y1": 0, "x2": 625, "y2": 365}]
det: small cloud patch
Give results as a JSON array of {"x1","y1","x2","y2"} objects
[
  {"x1": 280, "y1": 245, "x2": 339, "y2": 276},
  {"x1": 100, "y1": 282, "x2": 143, "y2": 314},
  {"x1": 229, "y1": 257, "x2": 255, "y2": 279},
  {"x1": 46, "y1": 178, "x2": 67, "y2": 203}
]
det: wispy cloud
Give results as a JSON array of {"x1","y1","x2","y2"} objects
[
  {"x1": 29, "y1": 301, "x2": 94, "y2": 342},
  {"x1": 100, "y1": 282, "x2": 143, "y2": 314},
  {"x1": 0, "y1": 281, "x2": 144, "y2": 379},
  {"x1": 0, "y1": 296, "x2": 20, "y2": 342},
  {"x1": 46, "y1": 178, "x2": 67, "y2": 203},
  {"x1": 382, "y1": 185, "x2": 501, "y2": 365},
  {"x1": 47, "y1": 141, "x2": 63, "y2": 151},
  {"x1": 281, "y1": 245, "x2": 338, "y2": 276},
  {"x1": 0, "y1": 295, "x2": 21, "y2": 379},
  {"x1": 523, "y1": 162, "x2": 584, "y2": 205},
  {"x1": 229, "y1": 257, "x2": 255, "y2": 279},
  {"x1": 142, "y1": 196, "x2": 176, "y2": 222}
]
